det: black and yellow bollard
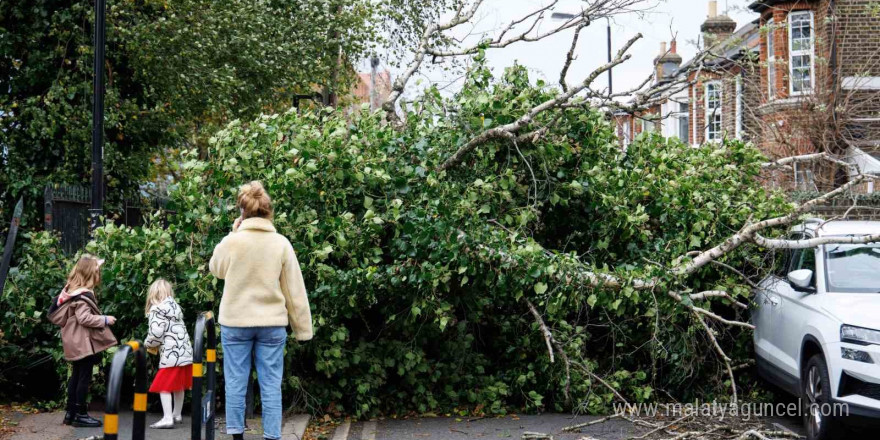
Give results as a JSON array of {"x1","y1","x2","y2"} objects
[
  {"x1": 104, "y1": 340, "x2": 147, "y2": 440},
  {"x1": 191, "y1": 311, "x2": 217, "y2": 440}
]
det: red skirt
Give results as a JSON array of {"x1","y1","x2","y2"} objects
[{"x1": 149, "y1": 365, "x2": 193, "y2": 393}]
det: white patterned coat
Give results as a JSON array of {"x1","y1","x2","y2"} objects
[{"x1": 144, "y1": 297, "x2": 194, "y2": 369}]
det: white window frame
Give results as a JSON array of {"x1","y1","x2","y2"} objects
[
  {"x1": 788, "y1": 10, "x2": 815, "y2": 96},
  {"x1": 704, "y1": 81, "x2": 723, "y2": 142},
  {"x1": 674, "y1": 100, "x2": 689, "y2": 144},
  {"x1": 691, "y1": 84, "x2": 698, "y2": 145},
  {"x1": 735, "y1": 75, "x2": 743, "y2": 140},
  {"x1": 622, "y1": 119, "x2": 631, "y2": 147},
  {"x1": 767, "y1": 22, "x2": 776, "y2": 100}
]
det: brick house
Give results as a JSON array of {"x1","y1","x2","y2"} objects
[
  {"x1": 350, "y1": 69, "x2": 392, "y2": 111},
  {"x1": 615, "y1": 0, "x2": 880, "y2": 191},
  {"x1": 615, "y1": 1, "x2": 761, "y2": 149}
]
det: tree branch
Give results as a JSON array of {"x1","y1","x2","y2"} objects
[
  {"x1": 560, "y1": 23, "x2": 587, "y2": 92},
  {"x1": 382, "y1": 0, "x2": 484, "y2": 123},
  {"x1": 439, "y1": 33, "x2": 643, "y2": 171},
  {"x1": 524, "y1": 298, "x2": 572, "y2": 404},
  {"x1": 692, "y1": 311, "x2": 738, "y2": 404}
]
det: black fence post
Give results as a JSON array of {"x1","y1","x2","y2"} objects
[
  {"x1": 44, "y1": 187, "x2": 53, "y2": 230},
  {"x1": 104, "y1": 340, "x2": 147, "y2": 440},
  {"x1": 192, "y1": 312, "x2": 217, "y2": 440}
]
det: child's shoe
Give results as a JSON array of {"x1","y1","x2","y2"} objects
[
  {"x1": 62, "y1": 404, "x2": 74, "y2": 425},
  {"x1": 150, "y1": 418, "x2": 175, "y2": 429},
  {"x1": 174, "y1": 415, "x2": 183, "y2": 424},
  {"x1": 71, "y1": 405, "x2": 102, "y2": 428}
]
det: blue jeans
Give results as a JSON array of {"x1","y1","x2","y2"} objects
[{"x1": 221, "y1": 326, "x2": 286, "y2": 440}]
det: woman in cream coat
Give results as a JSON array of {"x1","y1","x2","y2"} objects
[{"x1": 209, "y1": 181, "x2": 312, "y2": 440}]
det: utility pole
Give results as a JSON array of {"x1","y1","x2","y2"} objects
[
  {"x1": 369, "y1": 55, "x2": 380, "y2": 111},
  {"x1": 90, "y1": 0, "x2": 107, "y2": 231},
  {"x1": 606, "y1": 18, "x2": 612, "y2": 94}
]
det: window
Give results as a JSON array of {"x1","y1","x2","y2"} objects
[
  {"x1": 705, "y1": 81, "x2": 722, "y2": 142},
  {"x1": 622, "y1": 120, "x2": 631, "y2": 146},
  {"x1": 789, "y1": 11, "x2": 814, "y2": 95},
  {"x1": 793, "y1": 162, "x2": 817, "y2": 191},
  {"x1": 691, "y1": 85, "x2": 697, "y2": 144},
  {"x1": 779, "y1": 233, "x2": 803, "y2": 276},
  {"x1": 767, "y1": 23, "x2": 776, "y2": 100},
  {"x1": 789, "y1": 244, "x2": 817, "y2": 287},
  {"x1": 825, "y1": 243, "x2": 880, "y2": 293},
  {"x1": 735, "y1": 76, "x2": 743, "y2": 140},
  {"x1": 677, "y1": 102, "x2": 689, "y2": 143}
]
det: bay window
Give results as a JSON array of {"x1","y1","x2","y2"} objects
[{"x1": 789, "y1": 11, "x2": 814, "y2": 95}]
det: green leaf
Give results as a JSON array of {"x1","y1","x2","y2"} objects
[{"x1": 534, "y1": 282, "x2": 548, "y2": 294}]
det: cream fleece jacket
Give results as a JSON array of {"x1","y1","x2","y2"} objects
[{"x1": 209, "y1": 217, "x2": 313, "y2": 340}]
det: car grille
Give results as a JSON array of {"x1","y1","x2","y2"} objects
[{"x1": 839, "y1": 372, "x2": 880, "y2": 400}]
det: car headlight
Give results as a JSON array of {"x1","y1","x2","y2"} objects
[{"x1": 841, "y1": 325, "x2": 880, "y2": 345}]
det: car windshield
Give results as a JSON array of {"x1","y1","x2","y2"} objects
[{"x1": 825, "y1": 242, "x2": 880, "y2": 293}]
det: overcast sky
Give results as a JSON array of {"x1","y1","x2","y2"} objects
[{"x1": 377, "y1": 0, "x2": 757, "y2": 98}]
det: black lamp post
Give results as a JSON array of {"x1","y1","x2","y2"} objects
[{"x1": 90, "y1": 0, "x2": 106, "y2": 231}]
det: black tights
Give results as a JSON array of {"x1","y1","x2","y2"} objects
[{"x1": 66, "y1": 354, "x2": 100, "y2": 412}]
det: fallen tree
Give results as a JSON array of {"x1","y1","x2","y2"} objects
[{"x1": 2, "y1": 0, "x2": 876, "y2": 423}]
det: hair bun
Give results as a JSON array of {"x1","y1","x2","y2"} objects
[
  {"x1": 244, "y1": 181, "x2": 265, "y2": 197},
  {"x1": 237, "y1": 180, "x2": 273, "y2": 219}
]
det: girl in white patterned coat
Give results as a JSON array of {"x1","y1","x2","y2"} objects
[{"x1": 144, "y1": 279, "x2": 194, "y2": 429}]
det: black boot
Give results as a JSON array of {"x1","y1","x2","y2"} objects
[
  {"x1": 71, "y1": 404, "x2": 102, "y2": 428},
  {"x1": 62, "y1": 410, "x2": 74, "y2": 426}
]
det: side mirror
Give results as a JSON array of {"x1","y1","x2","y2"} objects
[{"x1": 787, "y1": 269, "x2": 815, "y2": 292}]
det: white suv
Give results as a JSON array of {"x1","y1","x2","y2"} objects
[{"x1": 754, "y1": 220, "x2": 880, "y2": 439}]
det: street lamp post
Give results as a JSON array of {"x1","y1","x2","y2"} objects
[
  {"x1": 90, "y1": 0, "x2": 107, "y2": 232},
  {"x1": 551, "y1": 12, "x2": 612, "y2": 94}
]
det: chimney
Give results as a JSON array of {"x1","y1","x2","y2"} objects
[
  {"x1": 670, "y1": 40, "x2": 677, "y2": 54},
  {"x1": 701, "y1": 0, "x2": 737, "y2": 48},
  {"x1": 654, "y1": 40, "x2": 682, "y2": 84}
]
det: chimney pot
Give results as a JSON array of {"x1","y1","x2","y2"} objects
[
  {"x1": 670, "y1": 40, "x2": 677, "y2": 54},
  {"x1": 660, "y1": 41, "x2": 667, "y2": 54},
  {"x1": 708, "y1": 0, "x2": 717, "y2": 18}
]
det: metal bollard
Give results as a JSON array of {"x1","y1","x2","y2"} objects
[
  {"x1": 104, "y1": 340, "x2": 147, "y2": 440},
  {"x1": 192, "y1": 312, "x2": 217, "y2": 440}
]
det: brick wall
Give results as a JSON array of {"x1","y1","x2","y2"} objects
[{"x1": 836, "y1": 0, "x2": 880, "y2": 79}]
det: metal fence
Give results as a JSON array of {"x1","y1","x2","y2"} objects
[
  {"x1": 44, "y1": 184, "x2": 175, "y2": 254},
  {"x1": 44, "y1": 185, "x2": 91, "y2": 254},
  {"x1": 123, "y1": 196, "x2": 175, "y2": 228}
]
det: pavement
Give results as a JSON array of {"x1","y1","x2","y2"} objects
[{"x1": 7, "y1": 411, "x2": 309, "y2": 440}]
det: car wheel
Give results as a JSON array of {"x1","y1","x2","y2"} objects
[{"x1": 802, "y1": 354, "x2": 843, "y2": 440}]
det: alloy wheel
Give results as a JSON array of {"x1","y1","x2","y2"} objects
[{"x1": 805, "y1": 364, "x2": 824, "y2": 437}]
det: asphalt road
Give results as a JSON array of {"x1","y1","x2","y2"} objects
[{"x1": 335, "y1": 413, "x2": 807, "y2": 440}]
